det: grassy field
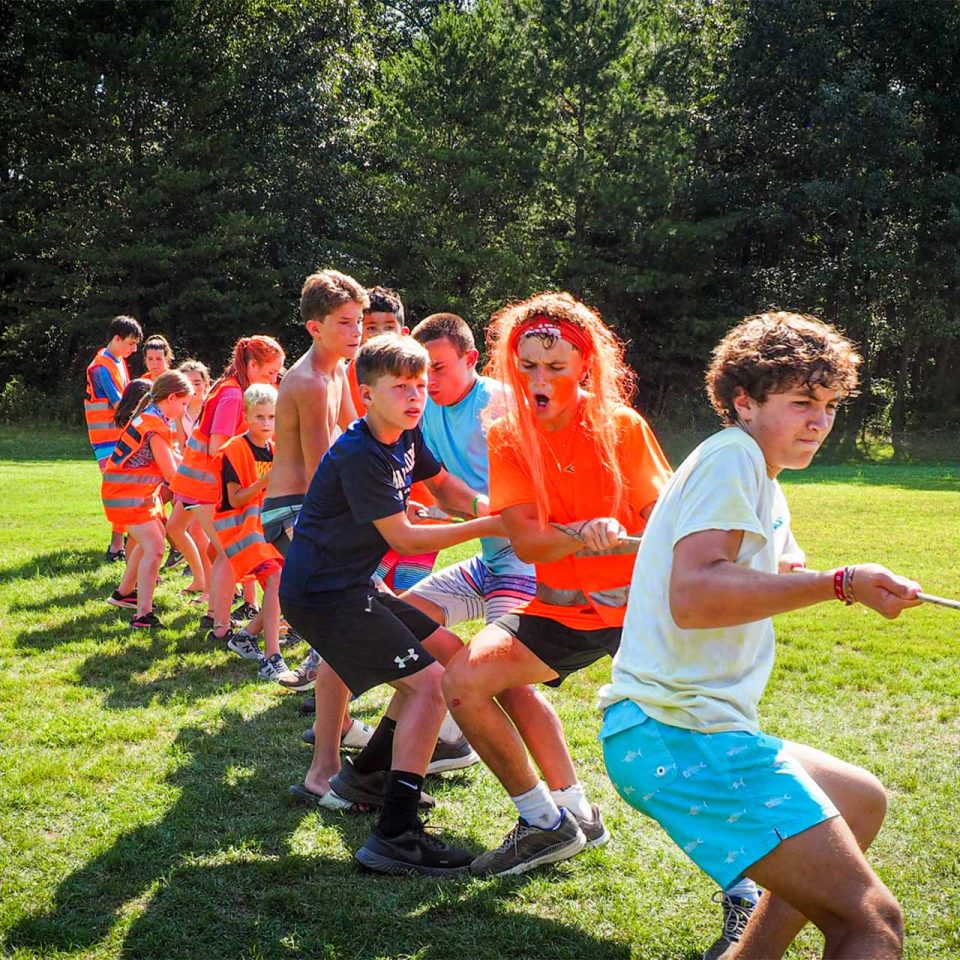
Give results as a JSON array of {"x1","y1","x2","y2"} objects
[{"x1": 0, "y1": 427, "x2": 958, "y2": 960}]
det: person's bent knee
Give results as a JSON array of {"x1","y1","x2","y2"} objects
[{"x1": 817, "y1": 882, "x2": 903, "y2": 952}]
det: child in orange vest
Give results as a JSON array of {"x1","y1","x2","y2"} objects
[
  {"x1": 85, "y1": 314, "x2": 143, "y2": 561},
  {"x1": 142, "y1": 334, "x2": 174, "y2": 382},
  {"x1": 102, "y1": 371, "x2": 194, "y2": 628},
  {"x1": 214, "y1": 384, "x2": 288, "y2": 681}
]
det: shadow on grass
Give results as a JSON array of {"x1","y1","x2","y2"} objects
[
  {"x1": 3, "y1": 700, "x2": 643, "y2": 960},
  {"x1": 0, "y1": 548, "x2": 108, "y2": 582}
]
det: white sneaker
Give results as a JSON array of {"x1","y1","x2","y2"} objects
[
  {"x1": 227, "y1": 632, "x2": 262, "y2": 661},
  {"x1": 258, "y1": 653, "x2": 290, "y2": 681},
  {"x1": 340, "y1": 718, "x2": 374, "y2": 749}
]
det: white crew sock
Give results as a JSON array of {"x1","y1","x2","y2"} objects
[
  {"x1": 550, "y1": 782, "x2": 592, "y2": 821},
  {"x1": 511, "y1": 781, "x2": 562, "y2": 829},
  {"x1": 723, "y1": 878, "x2": 760, "y2": 903},
  {"x1": 438, "y1": 711, "x2": 462, "y2": 744}
]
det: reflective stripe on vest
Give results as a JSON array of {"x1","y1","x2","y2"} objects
[
  {"x1": 101, "y1": 407, "x2": 170, "y2": 526},
  {"x1": 84, "y1": 351, "x2": 128, "y2": 447}
]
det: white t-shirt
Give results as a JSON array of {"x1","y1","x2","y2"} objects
[{"x1": 599, "y1": 428, "x2": 799, "y2": 734}]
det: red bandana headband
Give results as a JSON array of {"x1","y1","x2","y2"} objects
[{"x1": 508, "y1": 315, "x2": 593, "y2": 359}]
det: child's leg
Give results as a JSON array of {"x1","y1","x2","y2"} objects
[
  {"x1": 116, "y1": 542, "x2": 142, "y2": 596},
  {"x1": 261, "y1": 575, "x2": 281, "y2": 658},
  {"x1": 127, "y1": 520, "x2": 165, "y2": 617},
  {"x1": 242, "y1": 580, "x2": 257, "y2": 607},
  {"x1": 733, "y1": 742, "x2": 899, "y2": 959},
  {"x1": 188, "y1": 517, "x2": 211, "y2": 592},
  {"x1": 208, "y1": 554, "x2": 235, "y2": 636},
  {"x1": 165, "y1": 501, "x2": 205, "y2": 592}
]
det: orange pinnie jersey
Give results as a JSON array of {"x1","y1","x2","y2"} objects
[
  {"x1": 169, "y1": 377, "x2": 246, "y2": 503},
  {"x1": 84, "y1": 350, "x2": 130, "y2": 449},
  {"x1": 101, "y1": 407, "x2": 173, "y2": 527},
  {"x1": 488, "y1": 406, "x2": 672, "y2": 629},
  {"x1": 213, "y1": 435, "x2": 282, "y2": 582}
]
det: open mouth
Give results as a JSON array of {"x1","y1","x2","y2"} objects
[{"x1": 533, "y1": 392, "x2": 549, "y2": 410}]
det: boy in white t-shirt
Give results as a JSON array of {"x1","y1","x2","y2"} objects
[{"x1": 600, "y1": 312, "x2": 922, "y2": 960}]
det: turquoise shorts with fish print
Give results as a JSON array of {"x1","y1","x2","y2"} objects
[{"x1": 601, "y1": 698, "x2": 839, "y2": 889}]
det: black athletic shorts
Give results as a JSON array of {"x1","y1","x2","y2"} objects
[
  {"x1": 261, "y1": 494, "x2": 303, "y2": 558},
  {"x1": 495, "y1": 613, "x2": 622, "y2": 687},
  {"x1": 281, "y1": 589, "x2": 439, "y2": 697}
]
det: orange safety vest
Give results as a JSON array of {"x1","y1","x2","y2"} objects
[
  {"x1": 213, "y1": 434, "x2": 282, "y2": 581},
  {"x1": 101, "y1": 406, "x2": 173, "y2": 527},
  {"x1": 169, "y1": 376, "x2": 246, "y2": 503},
  {"x1": 84, "y1": 350, "x2": 130, "y2": 449}
]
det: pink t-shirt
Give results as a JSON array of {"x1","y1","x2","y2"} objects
[{"x1": 207, "y1": 385, "x2": 244, "y2": 438}]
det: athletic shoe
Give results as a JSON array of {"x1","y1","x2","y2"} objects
[
  {"x1": 702, "y1": 893, "x2": 757, "y2": 960},
  {"x1": 469, "y1": 809, "x2": 586, "y2": 877},
  {"x1": 131, "y1": 611, "x2": 164, "y2": 629},
  {"x1": 258, "y1": 653, "x2": 290, "y2": 681},
  {"x1": 227, "y1": 631, "x2": 262, "y2": 661},
  {"x1": 279, "y1": 623, "x2": 305, "y2": 647},
  {"x1": 232, "y1": 601, "x2": 259, "y2": 622},
  {"x1": 298, "y1": 696, "x2": 317, "y2": 716},
  {"x1": 162, "y1": 548, "x2": 184, "y2": 570},
  {"x1": 199, "y1": 614, "x2": 239, "y2": 631},
  {"x1": 277, "y1": 651, "x2": 320, "y2": 692},
  {"x1": 104, "y1": 547, "x2": 126, "y2": 563},
  {"x1": 574, "y1": 803, "x2": 610, "y2": 851},
  {"x1": 355, "y1": 821, "x2": 474, "y2": 877},
  {"x1": 426, "y1": 735, "x2": 480, "y2": 774},
  {"x1": 106, "y1": 589, "x2": 138, "y2": 610},
  {"x1": 329, "y1": 758, "x2": 435, "y2": 809}
]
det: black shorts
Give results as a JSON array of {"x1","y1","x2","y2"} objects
[
  {"x1": 281, "y1": 590, "x2": 440, "y2": 697},
  {"x1": 495, "y1": 613, "x2": 622, "y2": 687}
]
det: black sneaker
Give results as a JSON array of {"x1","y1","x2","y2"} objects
[
  {"x1": 298, "y1": 696, "x2": 317, "y2": 716},
  {"x1": 355, "y1": 821, "x2": 474, "y2": 876},
  {"x1": 232, "y1": 601, "x2": 259, "y2": 622},
  {"x1": 106, "y1": 589, "x2": 138, "y2": 609},
  {"x1": 207, "y1": 628, "x2": 235, "y2": 645},
  {"x1": 162, "y1": 548, "x2": 184, "y2": 570},
  {"x1": 329, "y1": 758, "x2": 436, "y2": 809},
  {"x1": 427, "y1": 735, "x2": 480, "y2": 774},
  {"x1": 104, "y1": 547, "x2": 126, "y2": 563},
  {"x1": 199, "y1": 614, "x2": 238, "y2": 631},
  {"x1": 131, "y1": 611, "x2": 164, "y2": 629}
]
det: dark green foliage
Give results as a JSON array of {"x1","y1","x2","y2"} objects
[{"x1": 2, "y1": 0, "x2": 959, "y2": 443}]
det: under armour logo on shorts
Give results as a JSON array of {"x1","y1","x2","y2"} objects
[{"x1": 394, "y1": 648, "x2": 419, "y2": 668}]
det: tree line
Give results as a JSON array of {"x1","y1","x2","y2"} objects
[{"x1": 3, "y1": 0, "x2": 959, "y2": 454}]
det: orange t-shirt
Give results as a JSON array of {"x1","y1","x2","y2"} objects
[{"x1": 488, "y1": 405, "x2": 672, "y2": 629}]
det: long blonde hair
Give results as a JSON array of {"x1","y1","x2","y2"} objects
[{"x1": 484, "y1": 292, "x2": 636, "y2": 527}]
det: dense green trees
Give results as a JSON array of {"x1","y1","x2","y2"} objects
[{"x1": 3, "y1": 0, "x2": 959, "y2": 448}]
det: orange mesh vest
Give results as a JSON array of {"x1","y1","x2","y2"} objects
[
  {"x1": 101, "y1": 406, "x2": 172, "y2": 526},
  {"x1": 169, "y1": 377, "x2": 246, "y2": 503},
  {"x1": 84, "y1": 350, "x2": 130, "y2": 448},
  {"x1": 213, "y1": 434, "x2": 282, "y2": 581}
]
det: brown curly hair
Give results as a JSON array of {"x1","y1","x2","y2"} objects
[{"x1": 706, "y1": 312, "x2": 861, "y2": 425}]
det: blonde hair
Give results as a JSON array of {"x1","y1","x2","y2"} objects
[
  {"x1": 243, "y1": 383, "x2": 278, "y2": 411},
  {"x1": 485, "y1": 292, "x2": 635, "y2": 527}
]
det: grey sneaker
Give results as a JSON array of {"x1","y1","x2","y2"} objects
[
  {"x1": 258, "y1": 653, "x2": 290, "y2": 681},
  {"x1": 277, "y1": 649, "x2": 320, "y2": 692},
  {"x1": 427, "y1": 735, "x2": 480, "y2": 774},
  {"x1": 329, "y1": 758, "x2": 436, "y2": 809},
  {"x1": 702, "y1": 893, "x2": 757, "y2": 960},
  {"x1": 227, "y1": 631, "x2": 262, "y2": 661},
  {"x1": 574, "y1": 803, "x2": 610, "y2": 850},
  {"x1": 469, "y1": 809, "x2": 586, "y2": 877}
]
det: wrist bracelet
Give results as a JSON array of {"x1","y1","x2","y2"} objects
[
  {"x1": 833, "y1": 568, "x2": 853, "y2": 604},
  {"x1": 472, "y1": 495, "x2": 481, "y2": 517}
]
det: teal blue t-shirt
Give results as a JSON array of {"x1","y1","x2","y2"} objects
[{"x1": 420, "y1": 377, "x2": 534, "y2": 579}]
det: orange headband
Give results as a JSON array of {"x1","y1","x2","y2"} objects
[{"x1": 508, "y1": 315, "x2": 593, "y2": 359}]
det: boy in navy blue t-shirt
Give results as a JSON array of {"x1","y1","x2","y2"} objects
[{"x1": 280, "y1": 334, "x2": 501, "y2": 876}]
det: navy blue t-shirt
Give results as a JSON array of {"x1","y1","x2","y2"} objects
[{"x1": 279, "y1": 419, "x2": 441, "y2": 603}]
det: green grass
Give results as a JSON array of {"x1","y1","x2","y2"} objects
[{"x1": 0, "y1": 430, "x2": 958, "y2": 959}]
